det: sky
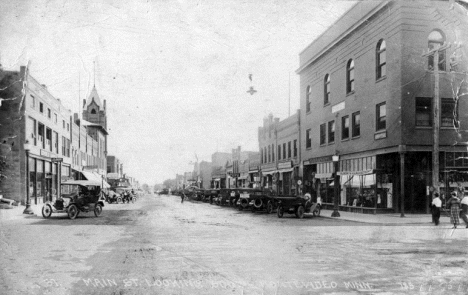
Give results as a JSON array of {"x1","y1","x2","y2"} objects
[{"x1": 0, "y1": 0, "x2": 357, "y2": 185}]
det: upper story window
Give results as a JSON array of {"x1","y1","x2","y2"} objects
[
  {"x1": 352, "y1": 112, "x2": 361, "y2": 137},
  {"x1": 306, "y1": 129, "x2": 312, "y2": 148},
  {"x1": 324, "y1": 74, "x2": 330, "y2": 105},
  {"x1": 283, "y1": 143, "x2": 286, "y2": 159},
  {"x1": 271, "y1": 144, "x2": 275, "y2": 162},
  {"x1": 288, "y1": 141, "x2": 291, "y2": 158},
  {"x1": 47, "y1": 108, "x2": 51, "y2": 119},
  {"x1": 428, "y1": 30, "x2": 446, "y2": 71},
  {"x1": 278, "y1": 144, "x2": 281, "y2": 160},
  {"x1": 54, "y1": 113, "x2": 57, "y2": 124},
  {"x1": 328, "y1": 121, "x2": 335, "y2": 143},
  {"x1": 30, "y1": 95, "x2": 35, "y2": 108},
  {"x1": 320, "y1": 123, "x2": 326, "y2": 145},
  {"x1": 91, "y1": 109, "x2": 97, "y2": 114},
  {"x1": 376, "y1": 39, "x2": 386, "y2": 79},
  {"x1": 260, "y1": 148, "x2": 263, "y2": 164},
  {"x1": 342, "y1": 115, "x2": 349, "y2": 140},
  {"x1": 346, "y1": 59, "x2": 355, "y2": 94},
  {"x1": 441, "y1": 98, "x2": 457, "y2": 128},
  {"x1": 268, "y1": 145, "x2": 271, "y2": 162},
  {"x1": 306, "y1": 86, "x2": 312, "y2": 113},
  {"x1": 39, "y1": 102, "x2": 44, "y2": 113},
  {"x1": 376, "y1": 102, "x2": 386, "y2": 131},
  {"x1": 293, "y1": 140, "x2": 297, "y2": 157},
  {"x1": 415, "y1": 97, "x2": 431, "y2": 127}
]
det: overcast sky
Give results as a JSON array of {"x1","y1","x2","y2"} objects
[{"x1": 1, "y1": 0, "x2": 357, "y2": 185}]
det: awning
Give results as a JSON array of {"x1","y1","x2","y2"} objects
[
  {"x1": 338, "y1": 169, "x2": 375, "y2": 176},
  {"x1": 262, "y1": 170, "x2": 277, "y2": 175},
  {"x1": 213, "y1": 178, "x2": 221, "y2": 181},
  {"x1": 81, "y1": 171, "x2": 110, "y2": 188},
  {"x1": 278, "y1": 168, "x2": 294, "y2": 173},
  {"x1": 248, "y1": 169, "x2": 259, "y2": 173}
]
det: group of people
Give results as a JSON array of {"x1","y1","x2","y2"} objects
[{"x1": 431, "y1": 190, "x2": 468, "y2": 228}]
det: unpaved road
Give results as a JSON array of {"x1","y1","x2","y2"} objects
[{"x1": 1, "y1": 194, "x2": 467, "y2": 295}]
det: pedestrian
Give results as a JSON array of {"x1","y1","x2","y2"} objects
[
  {"x1": 181, "y1": 192, "x2": 185, "y2": 203},
  {"x1": 431, "y1": 192, "x2": 442, "y2": 226},
  {"x1": 447, "y1": 191, "x2": 461, "y2": 228},
  {"x1": 460, "y1": 193, "x2": 468, "y2": 228}
]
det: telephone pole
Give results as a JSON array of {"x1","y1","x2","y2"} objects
[{"x1": 423, "y1": 43, "x2": 450, "y2": 195}]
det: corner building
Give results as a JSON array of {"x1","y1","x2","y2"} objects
[{"x1": 298, "y1": 1, "x2": 468, "y2": 213}]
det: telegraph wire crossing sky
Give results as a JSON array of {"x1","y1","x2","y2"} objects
[{"x1": 0, "y1": 0, "x2": 356, "y2": 184}]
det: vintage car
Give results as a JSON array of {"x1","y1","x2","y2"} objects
[
  {"x1": 275, "y1": 194, "x2": 321, "y2": 219},
  {"x1": 214, "y1": 188, "x2": 239, "y2": 206},
  {"x1": 236, "y1": 188, "x2": 268, "y2": 211},
  {"x1": 41, "y1": 180, "x2": 105, "y2": 219},
  {"x1": 247, "y1": 188, "x2": 277, "y2": 213},
  {"x1": 204, "y1": 189, "x2": 220, "y2": 203}
]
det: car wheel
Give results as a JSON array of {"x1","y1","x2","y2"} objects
[
  {"x1": 277, "y1": 206, "x2": 284, "y2": 218},
  {"x1": 68, "y1": 204, "x2": 79, "y2": 220},
  {"x1": 42, "y1": 204, "x2": 52, "y2": 218},
  {"x1": 296, "y1": 206, "x2": 305, "y2": 219},
  {"x1": 266, "y1": 201, "x2": 273, "y2": 214},
  {"x1": 94, "y1": 204, "x2": 102, "y2": 217},
  {"x1": 117, "y1": 197, "x2": 122, "y2": 203},
  {"x1": 313, "y1": 206, "x2": 321, "y2": 217}
]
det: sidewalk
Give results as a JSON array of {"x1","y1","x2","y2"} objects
[
  {"x1": 320, "y1": 209, "x2": 447, "y2": 225},
  {"x1": 0, "y1": 204, "x2": 39, "y2": 221}
]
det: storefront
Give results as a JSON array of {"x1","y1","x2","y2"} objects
[
  {"x1": 277, "y1": 161, "x2": 295, "y2": 195},
  {"x1": 248, "y1": 170, "x2": 260, "y2": 188},
  {"x1": 27, "y1": 155, "x2": 61, "y2": 205}
]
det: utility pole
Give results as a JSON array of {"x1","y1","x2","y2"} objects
[{"x1": 423, "y1": 43, "x2": 450, "y2": 195}]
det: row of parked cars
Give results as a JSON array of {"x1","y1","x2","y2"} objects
[{"x1": 165, "y1": 187, "x2": 321, "y2": 219}]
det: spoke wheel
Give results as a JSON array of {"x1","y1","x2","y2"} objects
[
  {"x1": 67, "y1": 204, "x2": 79, "y2": 220},
  {"x1": 266, "y1": 201, "x2": 273, "y2": 214},
  {"x1": 277, "y1": 206, "x2": 284, "y2": 218},
  {"x1": 94, "y1": 204, "x2": 102, "y2": 217},
  {"x1": 42, "y1": 204, "x2": 52, "y2": 218},
  {"x1": 296, "y1": 206, "x2": 305, "y2": 219}
]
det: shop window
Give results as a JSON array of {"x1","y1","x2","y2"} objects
[
  {"x1": 346, "y1": 59, "x2": 355, "y2": 94},
  {"x1": 441, "y1": 98, "x2": 457, "y2": 128},
  {"x1": 328, "y1": 121, "x2": 335, "y2": 143},
  {"x1": 306, "y1": 129, "x2": 312, "y2": 148},
  {"x1": 376, "y1": 39, "x2": 386, "y2": 79},
  {"x1": 320, "y1": 124, "x2": 326, "y2": 145},
  {"x1": 294, "y1": 140, "x2": 297, "y2": 157},
  {"x1": 415, "y1": 97, "x2": 432, "y2": 126},
  {"x1": 428, "y1": 30, "x2": 446, "y2": 71},
  {"x1": 324, "y1": 74, "x2": 330, "y2": 105},
  {"x1": 306, "y1": 86, "x2": 311, "y2": 113},
  {"x1": 342, "y1": 115, "x2": 349, "y2": 140},
  {"x1": 376, "y1": 102, "x2": 386, "y2": 131},
  {"x1": 288, "y1": 141, "x2": 291, "y2": 158},
  {"x1": 352, "y1": 112, "x2": 360, "y2": 137},
  {"x1": 278, "y1": 144, "x2": 281, "y2": 160}
]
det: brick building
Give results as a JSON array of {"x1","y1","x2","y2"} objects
[{"x1": 297, "y1": 1, "x2": 468, "y2": 213}]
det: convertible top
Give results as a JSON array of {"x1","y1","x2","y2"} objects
[{"x1": 62, "y1": 180, "x2": 104, "y2": 187}]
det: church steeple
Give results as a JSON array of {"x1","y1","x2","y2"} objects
[{"x1": 83, "y1": 85, "x2": 102, "y2": 110}]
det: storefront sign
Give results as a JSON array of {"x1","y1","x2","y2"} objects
[
  {"x1": 305, "y1": 155, "x2": 333, "y2": 165},
  {"x1": 278, "y1": 161, "x2": 292, "y2": 169},
  {"x1": 40, "y1": 149, "x2": 51, "y2": 158},
  {"x1": 51, "y1": 157, "x2": 63, "y2": 162},
  {"x1": 331, "y1": 101, "x2": 345, "y2": 113}
]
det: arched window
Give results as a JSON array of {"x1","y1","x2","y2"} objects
[
  {"x1": 376, "y1": 39, "x2": 386, "y2": 79},
  {"x1": 306, "y1": 86, "x2": 311, "y2": 113},
  {"x1": 428, "y1": 30, "x2": 446, "y2": 71},
  {"x1": 91, "y1": 109, "x2": 96, "y2": 114},
  {"x1": 346, "y1": 59, "x2": 355, "y2": 94},
  {"x1": 324, "y1": 74, "x2": 330, "y2": 105}
]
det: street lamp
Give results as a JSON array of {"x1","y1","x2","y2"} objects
[
  {"x1": 331, "y1": 154, "x2": 340, "y2": 217},
  {"x1": 23, "y1": 142, "x2": 34, "y2": 214}
]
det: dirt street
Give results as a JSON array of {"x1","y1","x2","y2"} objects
[{"x1": 1, "y1": 194, "x2": 467, "y2": 295}]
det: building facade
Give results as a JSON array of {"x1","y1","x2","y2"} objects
[{"x1": 297, "y1": 1, "x2": 468, "y2": 213}]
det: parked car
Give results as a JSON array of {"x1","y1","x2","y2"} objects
[
  {"x1": 41, "y1": 180, "x2": 105, "y2": 219},
  {"x1": 214, "y1": 188, "x2": 239, "y2": 206},
  {"x1": 275, "y1": 194, "x2": 321, "y2": 219},
  {"x1": 248, "y1": 188, "x2": 277, "y2": 213},
  {"x1": 204, "y1": 189, "x2": 220, "y2": 203},
  {"x1": 236, "y1": 188, "x2": 266, "y2": 211}
]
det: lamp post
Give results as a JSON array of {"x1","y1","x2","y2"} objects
[
  {"x1": 23, "y1": 143, "x2": 34, "y2": 214},
  {"x1": 331, "y1": 154, "x2": 341, "y2": 217}
]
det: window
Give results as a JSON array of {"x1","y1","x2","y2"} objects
[
  {"x1": 352, "y1": 112, "x2": 361, "y2": 137},
  {"x1": 441, "y1": 98, "x2": 457, "y2": 127},
  {"x1": 53, "y1": 131, "x2": 59, "y2": 153},
  {"x1": 54, "y1": 113, "x2": 57, "y2": 124},
  {"x1": 47, "y1": 108, "x2": 51, "y2": 119},
  {"x1": 415, "y1": 97, "x2": 431, "y2": 126},
  {"x1": 260, "y1": 148, "x2": 263, "y2": 164},
  {"x1": 283, "y1": 143, "x2": 286, "y2": 159},
  {"x1": 428, "y1": 30, "x2": 446, "y2": 71},
  {"x1": 272, "y1": 144, "x2": 275, "y2": 162},
  {"x1": 328, "y1": 121, "x2": 335, "y2": 143},
  {"x1": 67, "y1": 123, "x2": 70, "y2": 131},
  {"x1": 288, "y1": 141, "x2": 291, "y2": 158},
  {"x1": 264, "y1": 147, "x2": 267, "y2": 163},
  {"x1": 46, "y1": 128, "x2": 52, "y2": 151},
  {"x1": 293, "y1": 140, "x2": 297, "y2": 157},
  {"x1": 376, "y1": 102, "x2": 386, "y2": 131},
  {"x1": 306, "y1": 129, "x2": 312, "y2": 148},
  {"x1": 346, "y1": 59, "x2": 355, "y2": 93},
  {"x1": 268, "y1": 145, "x2": 271, "y2": 162},
  {"x1": 63, "y1": 120, "x2": 65, "y2": 129},
  {"x1": 376, "y1": 39, "x2": 386, "y2": 79},
  {"x1": 320, "y1": 124, "x2": 326, "y2": 145},
  {"x1": 39, "y1": 102, "x2": 44, "y2": 113},
  {"x1": 29, "y1": 117, "x2": 37, "y2": 145},
  {"x1": 38, "y1": 123, "x2": 45, "y2": 148},
  {"x1": 62, "y1": 136, "x2": 66, "y2": 156},
  {"x1": 278, "y1": 145, "x2": 281, "y2": 160},
  {"x1": 342, "y1": 115, "x2": 349, "y2": 140},
  {"x1": 306, "y1": 86, "x2": 311, "y2": 113},
  {"x1": 91, "y1": 109, "x2": 97, "y2": 114},
  {"x1": 30, "y1": 95, "x2": 35, "y2": 108},
  {"x1": 324, "y1": 74, "x2": 330, "y2": 105}
]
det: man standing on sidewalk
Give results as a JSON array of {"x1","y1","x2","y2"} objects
[
  {"x1": 431, "y1": 192, "x2": 442, "y2": 226},
  {"x1": 460, "y1": 194, "x2": 468, "y2": 228}
]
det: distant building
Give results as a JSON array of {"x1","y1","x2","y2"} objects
[{"x1": 211, "y1": 152, "x2": 230, "y2": 188}]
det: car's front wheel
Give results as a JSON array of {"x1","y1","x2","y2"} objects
[
  {"x1": 277, "y1": 206, "x2": 284, "y2": 218},
  {"x1": 296, "y1": 206, "x2": 305, "y2": 219},
  {"x1": 266, "y1": 201, "x2": 273, "y2": 214},
  {"x1": 68, "y1": 204, "x2": 79, "y2": 220},
  {"x1": 42, "y1": 204, "x2": 52, "y2": 218},
  {"x1": 94, "y1": 204, "x2": 102, "y2": 217}
]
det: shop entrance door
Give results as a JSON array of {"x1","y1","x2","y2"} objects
[{"x1": 404, "y1": 175, "x2": 428, "y2": 213}]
